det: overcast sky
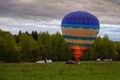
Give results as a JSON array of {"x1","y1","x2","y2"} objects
[{"x1": 0, "y1": 0, "x2": 120, "y2": 41}]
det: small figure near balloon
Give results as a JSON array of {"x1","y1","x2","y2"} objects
[{"x1": 65, "y1": 60, "x2": 80, "y2": 64}]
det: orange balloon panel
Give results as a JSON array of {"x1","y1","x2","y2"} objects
[{"x1": 69, "y1": 46, "x2": 88, "y2": 50}]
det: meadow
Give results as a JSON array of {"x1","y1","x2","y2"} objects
[{"x1": 0, "y1": 61, "x2": 120, "y2": 80}]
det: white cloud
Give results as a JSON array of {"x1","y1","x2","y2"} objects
[
  {"x1": 0, "y1": 19, "x2": 61, "y2": 34},
  {"x1": 99, "y1": 24, "x2": 120, "y2": 41}
]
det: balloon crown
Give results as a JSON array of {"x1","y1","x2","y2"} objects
[{"x1": 62, "y1": 11, "x2": 99, "y2": 27}]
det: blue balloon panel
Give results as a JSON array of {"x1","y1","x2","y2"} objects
[{"x1": 61, "y1": 11, "x2": 99, "y2": 27}]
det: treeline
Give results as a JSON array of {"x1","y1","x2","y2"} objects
[{"x1": 0, "y1": 30, "x2": 120, "y2": 63}]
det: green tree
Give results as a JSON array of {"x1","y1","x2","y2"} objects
[
  {"x1": 92, "y1": 35, "x2": 116, "y2": 60},
  {"x1": 36, "y1": 32, "x2": 51, "y2": 60},
  {"x1": 114, "y1": 41, "x2": 120, "y2": 60},
  {"x1": 50, "y1": 32, "x2": 73, "y2": 61},
  {"x1": 101, "y1": 34, "x2": 116, "y2": 59},
  {"x1": 0, "y1": 30, "x2": 19, "y2": 62},
  {"x1": 18, "y1": 33, "x2": 37, "y2": 62}
]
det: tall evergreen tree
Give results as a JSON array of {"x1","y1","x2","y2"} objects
[
  {"x1": 31, "y1": 31, "x2": 38, "y2": 41},
  {"x1": 18, "y1": 30, "x2": 22, "y2": 35}
]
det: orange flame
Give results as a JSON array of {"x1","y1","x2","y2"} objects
[{"x1": 69, "y1": 46, "x2": 88, "y2": 60}]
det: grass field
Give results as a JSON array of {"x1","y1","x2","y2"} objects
[{"x1": 0, "y1": 61, "x2": 120, "y2": 80}]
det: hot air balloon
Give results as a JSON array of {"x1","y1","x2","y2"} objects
[{"x1": 61, "y1": 11, "x2": 100, "y2": 64}]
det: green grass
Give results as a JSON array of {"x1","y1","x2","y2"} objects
[{"x1": 0, "y1": 61, "x2": 120, "y2": 80}]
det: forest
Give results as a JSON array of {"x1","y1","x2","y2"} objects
[{"x1": 0, "y1": 29, "x2": 120, "y2": 63}]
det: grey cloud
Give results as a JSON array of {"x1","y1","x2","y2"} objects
[{"x1": 0, "y1": 0, "x2": 120, "y2": 24}]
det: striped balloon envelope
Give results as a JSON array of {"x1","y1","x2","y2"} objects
[
  {"x1": 61, "y1": 11, "x2": 100, "y2": 48},
  {"x1": 61, "y1": 11, "x2": 100, "y2": 61}
]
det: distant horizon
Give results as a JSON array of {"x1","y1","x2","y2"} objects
[{"x1": 0, "y1": 26, "x2": 119, "y2": 42}]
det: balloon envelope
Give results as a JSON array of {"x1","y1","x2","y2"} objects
[{"x1": 61, "y1": 11, "x2": 100, "y2": 48}]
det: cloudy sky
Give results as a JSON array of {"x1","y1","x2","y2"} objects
[{"x1": 0, "y1": 0, "x2": 120, "y2": 41}]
